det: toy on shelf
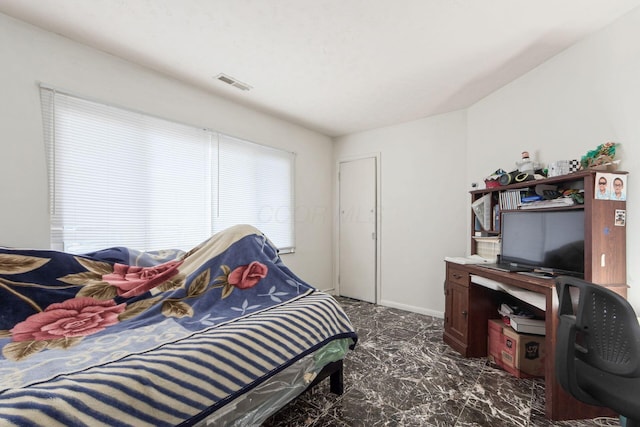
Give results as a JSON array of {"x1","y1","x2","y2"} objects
[
  {"x1": 484, "y1": 169, "x2": 506, "y2": 188},
  {"x1": 581, "y1": 142, "x2": 619, "y2": 171},
  {"x1": 516, "y1": 151, "x2": 535, "y2": 174}
]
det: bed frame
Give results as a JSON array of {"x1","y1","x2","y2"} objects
[{"x1": 305, "y1": 360, "x2": 344, "y2": 396}]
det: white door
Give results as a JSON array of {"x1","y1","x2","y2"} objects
[{"x1": 338, "y1": 157, "x2": 376, "y2": 303}]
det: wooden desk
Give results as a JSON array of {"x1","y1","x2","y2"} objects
[{"x1": 443, "y1": 261, "x2": 626, "y2": 421}]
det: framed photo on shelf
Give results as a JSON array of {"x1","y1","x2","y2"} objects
[
  {"x1": 611, "y1": 175, "x2": 627, "y2": 201},
  {"x1": 595, "y1": 173, "x2": 627, "y2": 201}
]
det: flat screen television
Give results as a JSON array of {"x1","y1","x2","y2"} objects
[{"x1": 500, "y1": 210, "x2": 585, "y2": 277}]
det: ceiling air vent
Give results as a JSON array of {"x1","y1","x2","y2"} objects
[{"x1": 215, "y1": 73, "x2": 252, "y2": 91}]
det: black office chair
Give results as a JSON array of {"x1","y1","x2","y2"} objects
[{"x1": 555, "y1": 276, "x2": 640, "y2": 427}]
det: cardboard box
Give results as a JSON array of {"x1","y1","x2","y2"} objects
[
  {"x1": 502, "y1": 327, "x2": 545, "y2": 377},
  {"x1": 487, "y1": 319, "x2": 526, "y2": 378},
  {"x1": 487, "y1": 319, "x2": 504, "y2": 362},
  {"x1": 487, "y1": 319, "x2": 545, "y2": 378}
]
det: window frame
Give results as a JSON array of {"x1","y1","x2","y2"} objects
[{"x1": 40, "y1": 85, "x2": 295, "y2": 253}]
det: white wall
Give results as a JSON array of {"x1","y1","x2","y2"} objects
[
  {"x1": 334, "y1": 7, "x2": 640, "y2": 316},
  {"x1": 0, "y1": 13, "x2": 334, "y2": 289},
  {"x1": 3, "y1": 7, "x2": 639, "y2": 314},
  {"x1": 334, "y1": 111, "x2": 468, "y2": 317},
  {"x1": 467, "y1": 7, "x2": 640, "y2": 312}
]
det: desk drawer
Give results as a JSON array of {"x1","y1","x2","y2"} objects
[{"x1": 447, "y1": 267, "x2": 469, "y2": 286}]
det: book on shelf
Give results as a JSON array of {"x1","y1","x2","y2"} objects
[
  {"x1": 499, "y1": 189, "x2": 524, "y2": 210},
  {"x1": 472, "y1": 193, "x2": 492, "y2": 230},
  {"x1": 519, "y1": 197, "x2": 575, "y2": 210},
  {"x1": 497, "y1": 188, "x2": 576, "y2": 211}
]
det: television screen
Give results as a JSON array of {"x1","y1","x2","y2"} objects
[{"x1": 500, "y1": 210, "x2": 584, "y2": 276}]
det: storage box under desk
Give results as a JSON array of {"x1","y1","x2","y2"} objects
[
  {"x1": 456, "y1": 263, "x2": 622, "y2": 420},
  {"x1": 487, "y1": 319, "x2": 545, "y2": 378}
]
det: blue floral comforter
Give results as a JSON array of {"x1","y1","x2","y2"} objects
[{"x1": 0, "y1": 225, "x2": 357, "y2": 426}]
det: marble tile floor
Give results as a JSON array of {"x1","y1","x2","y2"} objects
[{"x1": 263, "y1": 296, "x2": 621, "y2": 427}]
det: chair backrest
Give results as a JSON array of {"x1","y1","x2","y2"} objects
[{"x1": 556, "y1": 276, "x2": 640, "y2": 377}]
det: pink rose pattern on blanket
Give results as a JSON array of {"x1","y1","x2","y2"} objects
[
  {"x1": 11, "y1": 297, "x2": 126, "y2": 341},
  {"x1": 102, "y1": 260, "x2": 184, "y2": 297},
  {"x1": 228, "y1": 261, "x2": 269, "y2": 289},
  {"x1": 0, "y1": 229, "x2": 307, "y2": 363}
]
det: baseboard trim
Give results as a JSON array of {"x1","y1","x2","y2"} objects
[{"x1": 379, "y1": 299, "x2": 444, "y2": 319}]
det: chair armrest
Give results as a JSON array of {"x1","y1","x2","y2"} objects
[{"x1": 555, "y1": 313, "x2": 601, "y2": 406}]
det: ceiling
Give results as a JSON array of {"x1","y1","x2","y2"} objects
[{"x1": 2, "y1": 0, "x2": 640, "y2": 137}]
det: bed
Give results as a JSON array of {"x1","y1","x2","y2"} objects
[{"x1": 0, "y1": 225, "x2": 357, "y2": 426}]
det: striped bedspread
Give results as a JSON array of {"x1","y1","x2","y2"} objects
[
  {"x1": 0, "y1": 291, "x2": 355, "y2": 426},
  {"x1": 0, "y1": 225, "x2": 357, "y2": 426}
]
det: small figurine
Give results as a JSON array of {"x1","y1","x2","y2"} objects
[{"x1": 516, "y1": 151, "x2": 535, "y2": 174}]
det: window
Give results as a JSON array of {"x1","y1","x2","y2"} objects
[{"x1": 40, "y1": 87, "x2": 295, "y2": 253}]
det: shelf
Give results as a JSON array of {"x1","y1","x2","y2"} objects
[
  {"x1": 469, "y1": 168, "x2": 627, "y2": 285},
  {"x1": 472, "y1": 169, "x2": 628, "y2": 195},
  {"x1": 513, "y1": 205, "x2": 584, "y2": 212}
]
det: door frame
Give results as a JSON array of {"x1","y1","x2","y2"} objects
[{"x1": 334, "y1": 152, "x2": 381, "y2": 304}]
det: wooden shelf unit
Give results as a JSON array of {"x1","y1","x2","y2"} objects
[
  {"x1": 444, "y1": 170, "x2": 628, "y2": 421},
  {"x1": 469, "y1": 169, "x2": 627, "y2": 284}
]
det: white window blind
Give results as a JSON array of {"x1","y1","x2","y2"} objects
[
  {"x1": 40, "y1": 87, "x2": 295, "y2": 253},
  {"x1": 214, "y1": 134, "x2": 295, "y2": 251}
]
